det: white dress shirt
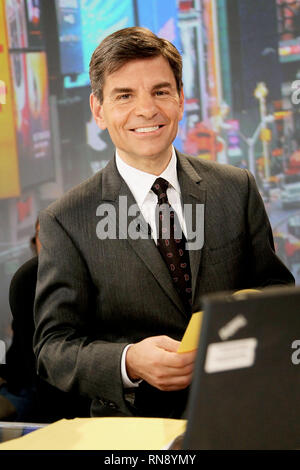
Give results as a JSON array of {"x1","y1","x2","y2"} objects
[
  {"x1": 116, "y1": 147, "x2": 187, "y2": 243},
  {"x1": 115, "y1": 147, "x2": 186, "y2": 388}
]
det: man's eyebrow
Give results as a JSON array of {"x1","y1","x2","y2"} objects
[
  {"x1": 152, "y1": 82, "x2": 173, "y2": 90},
  {"x1": 110, "y1": 82, "x2": 173, "y2": 97},
  {"x1": 110, "y1": 87, "x2": 134, "y2": 97}
]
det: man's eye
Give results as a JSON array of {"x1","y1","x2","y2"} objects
[
  {"x1": 156, "y1": 90, "x2": 169, "y2": 96},
  {"x1": 117, "y1": 94, "x2": 131, "y2": 100}
]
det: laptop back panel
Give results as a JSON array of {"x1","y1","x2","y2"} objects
[{"x1": 183, "y1": 286, "x2": 300, "y2": 449}]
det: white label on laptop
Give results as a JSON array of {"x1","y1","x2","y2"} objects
[
  {"x1": 204, "y1": 338, "x2": 257, "y2": 373},
  {"x1": 218, "y1": 314, "x2": 248, "y2": 340}
]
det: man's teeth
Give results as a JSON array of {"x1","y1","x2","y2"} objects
[{"x1": 134, "y1": 126, "x2": 159, "y2": 133}]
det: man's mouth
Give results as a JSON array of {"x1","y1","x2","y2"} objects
[{"x1": 130, "y1": 125, "x2": 164, "y2": 133}]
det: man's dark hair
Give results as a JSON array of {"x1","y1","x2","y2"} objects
[{"x1": 89, "y1": 27, "x2": 183, "y2": 103}]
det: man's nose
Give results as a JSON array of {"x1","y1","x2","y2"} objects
[{"x1": 134, "y1": 93, "x2": 158, "y2": 119}]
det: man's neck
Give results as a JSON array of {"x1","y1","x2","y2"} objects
[{"x1": 116, "y1": 148, "x2": 173, "y2": 176}]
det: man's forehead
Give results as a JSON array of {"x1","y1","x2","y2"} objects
[
  {"x1": 100, "y1": 58, "x2": 177, "y2": 101},
  {"x1": 103, "y1": 56, "x2": 175, "y2": 86}
]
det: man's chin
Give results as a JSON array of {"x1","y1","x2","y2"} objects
[{"x1": 118, "y1": 146, "x2": 172, "y2": 162}]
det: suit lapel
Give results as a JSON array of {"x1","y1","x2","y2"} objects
[{"x1": 177, "y1": 153, "x2": 206, "y2": 304}]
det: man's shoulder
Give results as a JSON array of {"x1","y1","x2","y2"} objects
[
  {"x1": 178, "y1": 151, "x2": 249, "y2": 184},
  {"x1": 41, "y1": 167, "x2": 108, "y2": 219}
]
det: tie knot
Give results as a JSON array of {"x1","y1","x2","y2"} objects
[{"x1": 151, "y1": 178, "x2": 169, "y2": 205}]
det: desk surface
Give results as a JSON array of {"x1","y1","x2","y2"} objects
[{"x1": 0, "y1": 417, "x2": 186, "y2": 450}]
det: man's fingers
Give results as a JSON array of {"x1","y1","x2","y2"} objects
[
  {"x1": 146, "y1": 356, "x2": 195, "y2": 390},
  {"x1": 154, "y1": 335, "x2": 181, "y2": 352},
  {"x1": 159, "y1": 347, "x2": 197, "y2": 369},
  {"x1": 155, "y1": 359, "x2": 195, "y2": 378},
  {"x1": 153, "y1": 372, "x2": 194, "y2": 391},
  {"x1": 126, "y1": 335, "x2": 197, "y2": 390}
]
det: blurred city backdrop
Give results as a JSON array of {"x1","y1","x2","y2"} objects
[{"x1": 1, "y1": 0, "x2": 300, "y2": 347}]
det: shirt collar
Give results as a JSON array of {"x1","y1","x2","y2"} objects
[{"x1": 115, "y1": 147, "x2": 181, "y2": 207}]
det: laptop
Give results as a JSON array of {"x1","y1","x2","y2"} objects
[{"x1": 182, "y1": 285, "x2": 300, "y2": 450}]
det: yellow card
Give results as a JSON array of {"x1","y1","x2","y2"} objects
[
  {"x1": 177, "y1": 311, "x2": 203, "y2": 353},
  {"x1": 177, "y1": 290, "x2": 259, "y2": 354}
]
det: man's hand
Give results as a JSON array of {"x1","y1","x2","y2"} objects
[{"x1": 125, "y1": 335, "x2": 197, "y2": 391}]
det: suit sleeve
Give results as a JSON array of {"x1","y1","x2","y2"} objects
[
  {"x1": 245, "y1": 169, "x2": 295, "y2": 287},
  {"x1": 33, "y1": 209, "x2": 130, "y2": 415}
]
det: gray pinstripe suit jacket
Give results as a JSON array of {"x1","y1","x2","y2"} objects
[{"x1": 33, "y1": 151, "x2": 294, "y2": 418}]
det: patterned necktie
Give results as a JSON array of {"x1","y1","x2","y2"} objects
[{"x1": 151, "y1": 177, "x2": 192, "y2": 314}]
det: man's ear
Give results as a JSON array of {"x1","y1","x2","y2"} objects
[
  {"x1": 179, "y1": 87, "x2": 184, "y2": 121},
  {"x1": 90, "y1": 93, "x2": 107, "y2": 130}
]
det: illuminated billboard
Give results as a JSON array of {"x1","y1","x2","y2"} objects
[
  {"x1": 25, "y1": 0, "x2": 44, "y2": 48},
  {"x1": 64, "y1": 0, "x2": 135, "y2": 88},
  {"x1": 55, "y1": 0, "x2": 84, "y2": 75},
  {"x1": 0, "y1": 1, "x2": 20, "y2": 199},
  {"x1": 5, "y1": 0, "x2": 28, "y2": 48},
  {"x1": 10, "y1": 51, "x2": 54, "y2": 189},
  {"x1": 277, "y1": 0, "x2": 300, "y2": 63}
]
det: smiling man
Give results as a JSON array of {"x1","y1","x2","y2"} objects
[
  {"x1": 34, "y1": 27, "x2": 294, "y2": 419},
  {"x1": 90, "y1": 55, "x2": 184, "y2": 175}
]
